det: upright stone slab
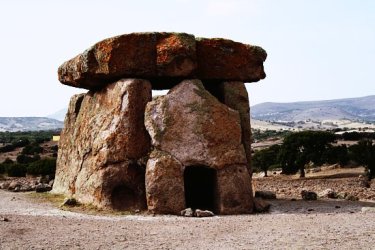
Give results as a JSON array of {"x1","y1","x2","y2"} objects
[
  {"x1": 52, "y1": 93, "x2": 85, "y2": 195},
  {"x1": 52, "y1": 78, "x2": 152, "y2": 209},
  {"x1": 145, "y1": 79, "x2": 247, "y2": 168},
  {"x1": 219, "y1": 82, "x2": 252, "y2": 175},
  {"x1": 216, "y1": 165, "x2": 253, "y2": 214},
  {"x1": 145, "y1": 150, "x2": 185, "y2": 214},
  {"x1": 144, "y1": 80, "x2": 253, "y2": 214}
]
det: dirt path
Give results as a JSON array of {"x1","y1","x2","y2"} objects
[{"x1": 1, "y1": 190, "x2": 375, "y2": 249}]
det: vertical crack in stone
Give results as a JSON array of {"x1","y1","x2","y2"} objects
[{"x1": 55, "y1": 32, "x2": 266, "y2": 215}]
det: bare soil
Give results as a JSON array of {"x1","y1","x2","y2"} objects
[
  {"x1": 1, "y1": 167, "x2": 375, "y2": 249},
  {"x1": 0, "y1": 147, "x2": 23, "y2": 162},
  {"x1": 254, "y1": 166, "x2": 375, "y2": 201}
]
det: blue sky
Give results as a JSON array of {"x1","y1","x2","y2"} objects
[{"x1": 0, "y1": 0, "x2": 374, "y2": 116}]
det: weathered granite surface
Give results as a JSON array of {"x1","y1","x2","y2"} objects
[
  {"x1": 54, "y1": 32, "x2": 266, "y2": 215},
  {"x1": 145, "y1": 79, "x2": 247, "y2": 168},
  {"x1": 145, "y1": 150, "x2": 185, "y2": 214},
  {"x1": 52, "y1": 79, "x2": 151, "y2": 209},
  {"x1": 58, "y1": 32, "x2": 266, "y2": 90},
  {"x1": 144, "y1": 80, "x2": 253, "y2": 214}
]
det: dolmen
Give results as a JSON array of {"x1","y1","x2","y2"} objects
[{"x1": 52, "y1": 32, "x2": 267, "y2": 215}]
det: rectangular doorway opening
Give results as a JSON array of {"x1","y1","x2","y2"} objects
[{"x1": 184, "y1": 165, "x2": 217, "y2": 212}]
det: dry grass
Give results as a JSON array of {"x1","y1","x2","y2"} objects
[
  {"x1": 28, "y1": 192, "x2": 65, "y2": 206},
  {"x1": 27, "y1": 192, "x2": 144, "y2": 216}
]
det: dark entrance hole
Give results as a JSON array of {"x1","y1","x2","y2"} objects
[
  {"x1": 111, "y1": 185, "x2": 138, "y2": 210},
  {"x1": 110, "y1": 163, "x2": 147, "y2": 211},
  {"x1": 184, "y1": 166, "x2": 217, "y2": 212}
]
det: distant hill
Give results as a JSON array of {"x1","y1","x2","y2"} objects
[
  {"x1": 251, "y1": 95, "x2": 375, "y2": 122},
  {"x1": 47, "y1": 108, "x2": 67, "y2": 122},
  {"x1": 0, "y1": 117, "x2": 63, "y2": 132}
]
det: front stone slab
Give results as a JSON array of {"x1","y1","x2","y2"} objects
[
  {"x1": 216, "y1": 165, "x2": 253, "y2": 214},
  {"x1": 52, "y1": 78, "x2": 151, "y2": 209},
  {"x1": 145, "y1": 150, "x2": 185, "y2": 214},
  {"x1": 145, "y1": 79, "x2": 247, "y2": 169},
  {"x1": 144, "y1": 79, "x2": 253, "y2": 214}
]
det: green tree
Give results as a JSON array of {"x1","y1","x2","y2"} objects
[
  {"x1": 349, "y1": 139, "x2": 375, "y2": 179},
  {"x1": 279, "y1": 131, "x2": 336, "y2": 177},
  {"x1": 323, "y1": 145, "x2": 349, "y2": 166},
  {"x1": 252, "y1": 144, "x2": 281, "y2": 177}
]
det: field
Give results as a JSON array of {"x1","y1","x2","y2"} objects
[
  {"x1": 1, "y1": 131, "x2": 374, "y2": 249},
  {"x1": 254, "y1": 166, "x2": 375, "y2": 201},
  {"x1": 1, "y1": 165, "x2": 374, "y2": 249}
]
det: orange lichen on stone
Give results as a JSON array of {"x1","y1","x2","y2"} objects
[{"x1": 58, "y1": 32, "x2": 266, "y2": 90}]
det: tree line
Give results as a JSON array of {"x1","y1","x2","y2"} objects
[
  {"x1": 252, "y1": 131, "x2": 375, "y2": 179},
  {"x1": 0, "y1": 131, "x2": 58, "y2": 177}
]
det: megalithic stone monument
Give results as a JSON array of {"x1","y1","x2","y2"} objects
[{"x1": 52, "y1": 32, "x2": 267, "y2": 215}]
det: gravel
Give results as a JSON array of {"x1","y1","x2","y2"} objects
[{"x1": 1, "y1": 190, "x2": 375, "y2": 249}]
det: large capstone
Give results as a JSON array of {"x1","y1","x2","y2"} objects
[{"x1": 58, "y1": 32, "x2": 266, "y2": 90}]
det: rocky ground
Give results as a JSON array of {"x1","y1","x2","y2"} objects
[
  {"x1": 1, "y1": 190, "x2": 374, "y2": 249},
  {"x1": 1, "y1": 167, "x2": 375, "y2": 249},
  {"x1": 254, "y1": 166, "x2": 375, "y2": 201}
]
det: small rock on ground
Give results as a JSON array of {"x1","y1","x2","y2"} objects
[
  {"x1": 253, "y1": 198, "x2": 271, "y2": 213},
  {"x1": 61, "y1": 198, "x2": 78, "y2": 207},
  {"x1": 255, "y1": 191, "x2": 277, "y2": 200},
  {"x1": 195, "y1": 209, "x2": 214, "y2": 217},
  {"x1": 318, "y1": 189, "x2": 338, "y2": 199},
  {"x1": 181, "y1": 208, "x2": 194, "y2": 217},
  {"x1": 301, "y1": 190, "x2": 317, "y2": 201},
  {"x1": 361, "y1": 207, "x2": 375, "y2": 213}
]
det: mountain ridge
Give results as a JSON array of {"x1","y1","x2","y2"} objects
[
  {"x1": 0, "y1": 117, "x2": 63, "y2": 132},
  {"x1": 251, "y1": 95, "x2": 375, "y2": 122}
]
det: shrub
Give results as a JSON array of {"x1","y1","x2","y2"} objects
[
  {"x1": 3, "y1": 158, "x2": 14, "y2": 164},
  {"x1": 0, "y1": 138, "x2": 31, "y2": 153},
  {"x1": 6, "y1": 163, "x2": 27, "y2": 177},
  {"x1": 50, "y1": 145, "x2": 58, "y2": 152},
  {"x1": 12, "y1": 138, "x2": 30, "y2": 148},
  {"x1": 0, "y1": 164, "x2": 5, "y2": 174},
  {"x1": 16, "y1": 154, "x2": 39, "y2": 164},
  {"x1": 27, "y1": 158, "x2": 57, "y2": 176},
  {"x1": 0, "y1": 144, "x2": 15, "y2": 153},
  {"x1": 21, "y1": 143, "x2": 43, "y2": 155}
]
